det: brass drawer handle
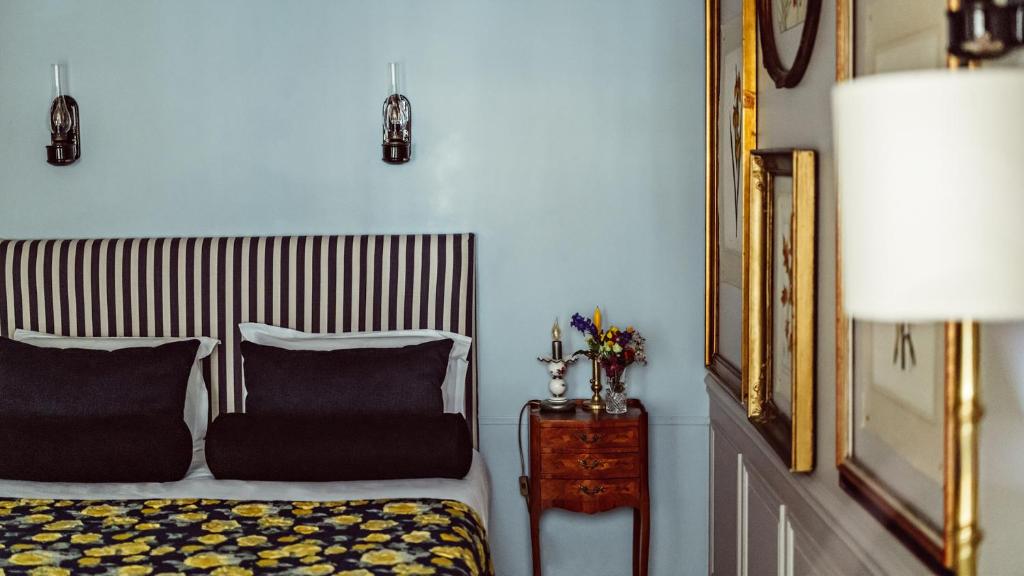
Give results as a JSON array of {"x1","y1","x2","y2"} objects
[
  {"x1": 578, "y1": 484, "x2": 606, "y2": 496},
  {"x1": 574, "y1": 432, "x2": 603, "y2": 444},
  {"x1": 578, "y1": 458, "x2": 604, "y2": 470}
]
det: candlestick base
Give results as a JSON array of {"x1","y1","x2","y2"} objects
[{"x1": 587, "y1": 357, "x2": 604, "y2": 411}]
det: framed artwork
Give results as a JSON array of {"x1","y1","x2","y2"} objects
[
  {"x1": 746, "y1": 149, "x2": 816, "y2": 473},
  {"x1": 705, "y1": 0, "x2": 757, "y2": 403},
  {"x1": 757, "y1": 0, "x2": 822, "y2": 88},
  {"x1": 835, "y1": 0, "x2": 978, "y2": 573}
]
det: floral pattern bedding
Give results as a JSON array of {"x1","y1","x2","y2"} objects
[{"x1": 0, "y1": 498, "x2": 491, "y2": 576}]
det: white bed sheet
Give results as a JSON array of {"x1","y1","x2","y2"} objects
[{"x1": 0, "y1": 447, "x2": 491, "y2": 528}]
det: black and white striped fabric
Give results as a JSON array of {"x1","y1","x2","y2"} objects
[{"x1": 0, "y1": 235, "x2": 479, "y2": 446}]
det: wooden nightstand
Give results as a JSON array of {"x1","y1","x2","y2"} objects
[{"x1": 528, "y1": 399, "x2": 650, "y2": 576}]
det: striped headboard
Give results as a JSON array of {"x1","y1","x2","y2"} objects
[{"x1": 0, "y1": 234, "x2": 479, "y2": 446}]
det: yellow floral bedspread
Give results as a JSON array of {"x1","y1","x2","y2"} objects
[{"x1": 0, "y1": 498, "x2": 492, "y2": 575}]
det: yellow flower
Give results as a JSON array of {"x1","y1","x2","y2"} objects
[
  {"x1": 136, "y1": 523, "x2": 160, "y2": 531},
  {"x1": 30, "y1": 533, "x2": 61, "y2": 543},
  {"x1": 281, "y1": 543, "x2": 322, "y2": 558},
  {"x1": 336, "y1": 571, "x2": 373, "y2": 576},
  {"x1": 84, "y1": 542, "x2": 150, "y2": 557},
  {"x1": 70, "y1": 533, "x2": 102, "y2": 544},
  {"x1": 324, "y1": 545, "x2": 348, "y2": 555},
  {"x1": 22, "y1": 514, "x2": 54, "y2": 524},
  {"x1": 9, "y1": 551, "x2": 53, "y2": 566},
  {"x1": 236, "y1": 535, "x2": 267, "y2": 547},
  {"x1": 231, "y1": 504, "x2": 269, "y2": 517},
  {"x1": 440, "y1": 533, "x2": 462, "y2": 543},
  {"x1": 429, "y1": 546, "x2": 478, "y2": 574},
  {"x1": 393, "y1": 564, "x2": 437, "y2": 575},
  {"x1": 299, "y1": 555, "x2": 322, "y2": 565},
  {"x1": 198, "y1": 534, "x2": 228, "y2": 545},
  {"x1": 43, "y1": 520, "x2": 81, "y2": 531},
  {"x1": 351, "y1": 544, "x2": 377, "y2": 552},
  {"x1": 360, "y1": 549, "x2": 408, "y2": 566},
  {"x1": 27, "y1": 568, "x2": 69, "y2": 576},
  {"x1": 431, "y1": 557, "x2": 453, "y2": 568},
  {"x1": 77, "y1": 557, "x2": 101, "y2": 567},
  {"x1": 257, "y1": 516, "x2": 293, "y2": 528},
  {"x1": 183, "y1": 552, "x2": 232, "y2": 569},
  {"x1": 360, "y1": 519, "x2": 397, "y2": 531},
  {"x1": 180, "y1": 545, "x2": 207, "y2": 554},
  {"x1": 123, "y1": 556, "x2": 146, "y2": 563},
  {"x1": 143, "y1": 499, "x2": 171, "y2": 508},
  {"x1": 211, "y1": 567, "x2": 253, "y2": 576},
  {"x1": 149, "y1": 546, "x2": 174, "y2": 556},
  {"x1": 103, "y1": 516, "x2": 138, "y2": 527},
  {"x1": 297, "y1": 565, "x2": 334, "y2": 576},
  {"x1": 256, "y1": 559, "x2": 279, "y2": 568},
  {"x1": 117, "y1": 567, "x2": 153, "y2": 576},
  {"x1": 173, "y1": 498, "x2": 198, "y2": 505},
  {"x1": 81, "y1": 505, "x2": 122, "y2": 517},
  {"x1": 382, "y1": 502, "x2": 423, "y2": 515},
  {"x1": 172, "y1": 512, "x2": 207, "y2": 523},
  {"x1": 414, "y1": 514, "x2": 450, "y2": 526},
  {"x1": 258, "y1": 549, "x2": 289, "y2": 560},
  {"x1": 329, "y1": 515, "x2": 361, "y2": 525},
  {"x1": 402, "y1": 531, "x2": 432, "y2": 544},
  {"x1": 292, "y1": 508, "x2": 313, "y2": 516},
  {"x1": 294, "y1": 525, "x2": 319, "y2": 535},
  {"x1": 20, "y1": 499, "x2": 53, "y2": 507},
  {"x1": 202, "y1": 519, "x2": 240, "y2": 533},
  {"x1": 362, "y1": 533, "x2": 391, "y2": 543}
]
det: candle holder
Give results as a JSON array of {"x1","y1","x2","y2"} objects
[
  {"x1": 586, "y1": 356, "x2": 604, "y2": 411},
  {"x1": 537, "y1": 354, "x2": 579, "y2": 413}
]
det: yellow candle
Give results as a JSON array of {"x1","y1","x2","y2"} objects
[{"x1": 593, "y1": 306, "x2": 602, "y2": 332}]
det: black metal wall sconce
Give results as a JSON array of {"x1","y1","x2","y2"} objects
[
  {"x1": 382, "y1": 62, "x2": 411, "y2": 164},
  {"x1": 47, "y1": 63, "x2": 80, "y2": 166}
]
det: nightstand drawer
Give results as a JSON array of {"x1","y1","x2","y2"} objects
[
  {"x1": 540, "y1": 452, "x2": 640, "y2": 478},
  {"x1": 539, "y1": 426, "x2": 639, "y2": 453},
  {"x1": 540, "y1": 478, "x2": 640, "y2": 513}
]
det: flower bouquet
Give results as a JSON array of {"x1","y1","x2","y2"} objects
[{"x1": 571, "y1": 308, "x2": 647, "y2": 413}]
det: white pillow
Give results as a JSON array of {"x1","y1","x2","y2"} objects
[
  {"x1": 238, "y1": 322, "x2": 471, "y2": 416},
  {"x1": 11, "y1": 329, "x2": 219, "y2": 443}
]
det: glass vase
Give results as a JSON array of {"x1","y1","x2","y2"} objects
[{"x1": 605, "y1": 378, "x2": 628, "y2": 415}]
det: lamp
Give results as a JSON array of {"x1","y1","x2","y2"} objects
[
  {"x1": 833, "y1": 69, "x2": 1024, "y2": 576},
  {"x1": 382, "y1": 62, "x2": 411, "y2": 164},
  {"x1": 46, "y1": 63, "x2": 80, "y2": 166}
]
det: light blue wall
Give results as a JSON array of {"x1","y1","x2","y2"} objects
[{"x1": 0, "y1": 1, "x2": 708, "y2": 574}]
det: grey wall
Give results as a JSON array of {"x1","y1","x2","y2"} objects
[{"x1": 0, "y1": 1, "x2": 709, "y2": 574}]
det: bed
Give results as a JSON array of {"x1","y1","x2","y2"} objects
[{"x1": 0, "y1": 234, "x2": 491, "y2": 576}]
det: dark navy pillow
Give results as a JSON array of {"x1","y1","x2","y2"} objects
[
  {"x1": 206, "y1": 413, "x2": 472, "y2": 481},
  {"x1": 240, "y1": 339, "x2": 453, "y2": 417},
  {"x1": 0, "y1": 337, "x2": 200, "y2": 420}
]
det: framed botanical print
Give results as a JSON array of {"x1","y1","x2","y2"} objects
[
  {"x1": 705, "y1": 0, "x2": 757, "y2": 402},
  {"x1": 746, "y1": 149, "x2": 816, "y2": 473},
  {"x1": 835, "y1": 0, "x2": 978, "y2": 572}
]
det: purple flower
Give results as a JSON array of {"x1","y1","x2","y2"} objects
[{"x1": 570, "y1": 312, "x2": 598, "y2": 337}]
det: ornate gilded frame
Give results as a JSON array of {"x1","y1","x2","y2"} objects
[
  {"x1": 705, "y1": 0, "x2": 758, "y2": 402},
  {"x1": 834, "y1": 0, "x2": 979, "y2": 572},
  {"x1": 746, "y1": 149, "x2": 816, "y2": 473}
]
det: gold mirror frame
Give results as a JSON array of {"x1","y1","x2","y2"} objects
[
  {"x1": 746, "y1": 149, "x2": 816, "y2": 473},
  {"x1": 705, "y1": 0, "x2": 758, "y2": 402},
  {"x1": 834, "y1": 0, "x2": 979, "y2": 573}
]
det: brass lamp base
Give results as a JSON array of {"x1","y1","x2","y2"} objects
[{"x1": 587, "y1": 357, "x2": 604, "y2": 411}]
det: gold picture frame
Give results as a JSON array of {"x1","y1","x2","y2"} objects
[
  {"x1": 705, "y1": 0, "x2": 757, "y2": 402},
  {"x1": 745, "y1": 149, "x2": 816, "y2": 473},
  {"x1": 834, "y1": 0, "x2": 979, "y2": 573}
]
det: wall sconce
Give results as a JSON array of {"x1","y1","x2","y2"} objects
[
  {"x1": 382, "y1": 62, "x2": 411, "y2": 164},
  {"x1": 46, "y1": 63, "x2": 80, "y2": 166},
  {"x1": 948, "y1": 0, "x2": 1024, "y2": 59}
]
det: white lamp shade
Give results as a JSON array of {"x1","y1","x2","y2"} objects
[{"x1": 833, "y1": 69, "x2": 1024, "y2": 321}]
